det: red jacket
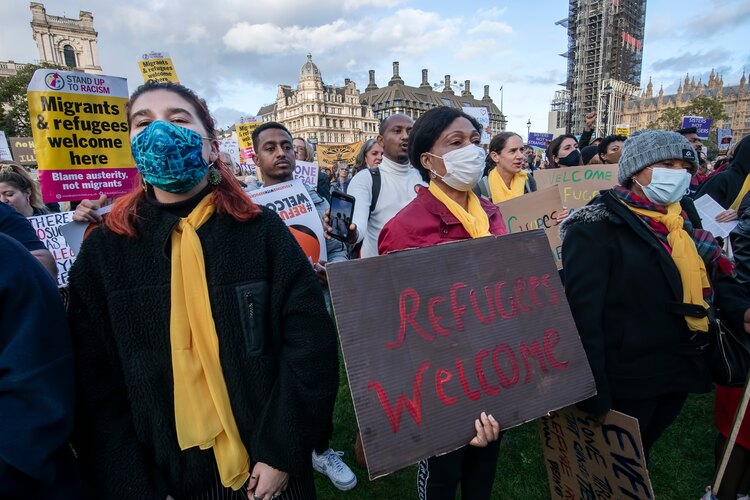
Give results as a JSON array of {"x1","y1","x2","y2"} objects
[{"x1": 378, "y1": 188, "x2": 508, "y2": 254}]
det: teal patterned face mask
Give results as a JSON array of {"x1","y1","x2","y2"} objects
[{"x1": 131, "y1": 121, "x2": 209, "y2": 193}]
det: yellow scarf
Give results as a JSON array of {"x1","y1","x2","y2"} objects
[
  {"x1": 170, "y1": 193, "x2": 249, "y2": 490},
  {"x1": 488, "y1": 169, "x2": 528, "y2": 203},
  {"x1": 429, "y1": 182, "x2": 491, "y2": 238},
  {"x1": 625, "y1": 202, "x2": 710, "y2": 332},
  {"x1": 729, "y1": 173, "x2": 750, "y2": 210}
]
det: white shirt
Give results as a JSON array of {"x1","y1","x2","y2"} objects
[{"x1": 348, "y1": 156, "x2": 426, "y2": 258}]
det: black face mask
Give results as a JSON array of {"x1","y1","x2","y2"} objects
[{"x1": 558, "y1": 149, "x2": 581, "y2": 167}]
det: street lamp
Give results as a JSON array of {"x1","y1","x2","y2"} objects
[{"x1": 526, "y1": 119, "x2": 532, "y2": 141}]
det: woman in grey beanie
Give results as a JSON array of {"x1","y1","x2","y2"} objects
[{"x1": 559, "y1": 130, "x2": 750, "y2": 468}]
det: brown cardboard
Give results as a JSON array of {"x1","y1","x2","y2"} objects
[
  {"x1": 327, "y1": 231, "x2": 596, "y2": 479},
  {"x1": 496, "y1": 186, "x2": 564, "y2": 269},
  {"x1": 540, "y1": 406, "x2": 654, "y2": 500},
  {"x1": 534, "y1": 164, "x2": 619, "y2": 209},
  {"x1": 9, "y1": 136, "x2": 37, "y2": 165}
]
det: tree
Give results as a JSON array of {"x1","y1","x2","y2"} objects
[
  {"x1": 647, "y1": 96, "x2": 729, "y2": 156},
  {"x1": 0, "y1": 63, "x2": 64, "y2": 137}
]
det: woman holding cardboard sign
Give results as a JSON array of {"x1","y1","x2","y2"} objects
[
  {"x1": 67, "y1": 82, "x2": 338, "y2": 500},
  {"x1": 378, "y1": 106, "x2": 502, "y2": 500}
]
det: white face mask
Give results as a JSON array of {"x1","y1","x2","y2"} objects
[
  {"x1": 428, "y1": 144, "x2": 485, "y2": 191},
  {"x1": 634, "y1": 167, "x2": 691, "y2": 205}
]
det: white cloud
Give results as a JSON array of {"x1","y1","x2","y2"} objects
[{"x1": 468, "y1": 19, "x2": 512, "y2": 35}]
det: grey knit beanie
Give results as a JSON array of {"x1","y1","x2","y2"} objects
[{"x1": 618, "y1": 130, "x2": 698, "y2": 185}]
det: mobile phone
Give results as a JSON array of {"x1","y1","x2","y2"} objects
[{"x1": 328, "y1": 191, "x2": 356, "y2": 242}]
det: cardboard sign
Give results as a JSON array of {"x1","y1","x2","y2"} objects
[
  {"x1": 293, "y1": 160, "x2": 319, "y2": 187},
  {"x1": 682, "y1": 116, "x2": 712, "y2": 140},
  {"x1": 246, "y1": 179, "x2": 327, "y2": 264},
  {"x1": 26, "y1": 69, "x2": 136, "y2": 202},
  {"x1": 534, "y1": 164, "x2": 618, "y2": 209},
  {"x1": 236, "y1": 119, "x2": 261, "y2": 167},
  {"x1": 0, "y1": 131, "x2": 12, "y2": 161},
  {"x1": 717, "y1": 128, "x2": 733, "y2": 155},
  {"x1": 528, "y1": 132, "x2": 554, "y2": 150},
  {"x1": 316, "y1": 141, "x2": 362, "y2": 169},
  {"x1": 540, "y1": 406, "x2": 654, "y2": 500},
  {"x1": 138, "y1": 51, "x2": 179, "y2": 84},
  {"x1": 219, "y1": 138, "x2": 241, "y2": 166},
  {"x1": 9, "y1": 136, "x2": 37, "y2": 165},
  {"x1": 463, "y1": 107, "x2": 491, "y2": 144},
  {"x1": 496, "y1": 186, "x2": 564, "y2": 269},
  {"x1": 27, "y1": 211, "x2": 76, "y2": 287},
  {"x1": 614, "y1": 124, "x2": 631, "y2": 137},
  {"x1": 327, "y1": 231, "x2": 596, "y2": 478}
]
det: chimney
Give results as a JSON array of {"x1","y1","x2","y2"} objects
[
  {"x1": 442, "y1": 75, "x2": 454, "y2": 94},
  {"x1": 420, "y1": 68, "x2": 431, "y2": 89},
  {"x1": 366, "y1": 69, "x2": 378, "y2": 91},
  {"x1": 461, "y1": 80, "x2": 473, "y2": 98},
  {"x1": 482, "y1": 84, "x2": 493, "y2": 102},
  {"x1": 389, "y1": 61, "x2": 404, "y2": 86}
]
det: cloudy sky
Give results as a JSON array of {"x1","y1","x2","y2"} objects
[{"x1": 2, "y1": 0, "x2": 749, "y2": 135}]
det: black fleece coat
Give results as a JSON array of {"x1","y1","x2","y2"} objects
[
  {"x1": 560, "y1": 190, "x2": 749, "y2": 415},
  {"x1": 67, "y1": 201, "x2": 339, "y2": 499},
  {"x1": 696, "y1": 135, "x2": 750, "y2": 208}
]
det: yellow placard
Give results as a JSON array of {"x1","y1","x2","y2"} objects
[
  {"x1": 138, "y1": 52, "x2": 179, "y2": 84},
  {"x1": 317, "y1": 141, "x2": 363, "y2": 168},
  {"x1": 236, "y1": 121, "x2": 261, "y2": 164},
  {"x1": 614, "y1": 124, "x2": 630, "y2": 137}
]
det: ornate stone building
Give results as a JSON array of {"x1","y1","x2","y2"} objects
[
  {"x1": 621, "y1": 70, "x2": 750, "y2": 142},
  {"x1": 1, "y1": 3, "x2": 102, "y2": 79},
  {"x1": 256, "y1": 54, "x2": 379, "y2": 146},
  {"x1": 360, "y1": 62, "x2": 505, "y2": 134}
]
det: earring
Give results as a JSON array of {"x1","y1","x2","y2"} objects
[{"x1": 208, "y1": 162, "x2": 222, "y2": 186}]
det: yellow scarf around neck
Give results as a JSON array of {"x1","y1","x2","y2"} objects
[
  {"x1": 429, "y1": 182, "x2": 491, "y2": 238},
  {"x1": 170, "y1": 193, "x2": 250, "y2": 490},
  {"x1": 625, "y1": 201, "x2": 710, "y2": 332},
  {"x1": 488, "y1": 168, "x2": 527, "y2": 203},
  {"x1": 729, "y1": 173, "x2": 750, "y2": 210}
]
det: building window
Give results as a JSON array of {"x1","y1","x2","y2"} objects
[{"x1": 63, "y1": 45, "x2": 77, "y2": 68}]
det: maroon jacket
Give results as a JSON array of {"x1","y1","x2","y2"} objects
[{"x1": 378, "y1": 188, "x2": 508, "y2": 254}]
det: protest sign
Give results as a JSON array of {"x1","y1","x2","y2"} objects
[
  {"x1": 246, "y1": 179, "x2": 327, "y2": 264},
  {"x1": 534, "y1": 164, "x2": 618, "y2": 209},
  {"x1": 27, "y1": 211, "x2": 76, "y2": 287},
  {"x1": 9, "y1": 136, "x2": 37, "y2": 165},
  {"x1": 236, "y1": 119, "x2": 261, "y2": 168},
  {"x1": 293, "y1": 160, "x2": 319, "y2": 186},
  {"x1": 219, "y1": 138, "x2": 241, "y2": 166},
  {"x1": 27, "y1": 69, "x2": 136, "y2": 202},
  {"x1": 463, "y1": 107, "x2": 491, "y2": 144},
  {"x1": 327, "y1": 231, "x2": 596, "y2": 478},
  {"x1": 137, "y1": 51, "x2": 179, "y2": 84},
  {"x1": 717, "y1": 128, "x2": 733, "y2": 155},
  {"x1": 496, "y1": 186, "x2": 564, "y2": 269},
  {"x1": 0, "y1": 131, "x2": 12, "y2": 161},
  {"x1": 682, "y1": 115, "x2": 712, "y2": 140},
  {"x1": 316, "y1": 141, "x2": 362, "y2": 168},
  {"x1": 540, "y1": 406, "x2": 654, "y2": 500},
  {"x1": 528, "y1": 132, "x2": 554, "y2": 150},
  {"x1": 614, "y1": 123, "x2": 631, "y2": 137}
]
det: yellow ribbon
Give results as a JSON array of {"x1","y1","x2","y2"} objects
[
  {"x1": 488, "y1": 168, "x2": 527, "y2": 203},
  {"x1": 729, "y1": 173, "x2": 750, "y2": 211},
  {"x1": 625, "y1": 202, "x2": 710, "y2": 332},
  {"x1": 429, "y1": 182, "x2": 491, "y2": 238},
  {"x1": 170, "y1": 193, "x2": 250, "y2": 490}
]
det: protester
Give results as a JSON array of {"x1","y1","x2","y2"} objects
[
  {"x1": 353, "y1": 138, "x2": 384, "y2": 174},
  {"x1": 293, "y1": 137, "x2": 330, "y2": 201},
  {"x1": 0, "y1": 161, "x2": 49, "y2": 217},
  {"x1": 342, "y1": 114, "x2": 425, "y2": 258},
  {"x1": 0, "y1": 201, "x2": 57, "y2": 277},
  {"x1": 546, "y1": 133, "x2": 582, "y2": 168},
  {"x1": 597, "y1": 134, "x2": 627, "y2": 164},
  {"x1": 678, "y1": 126, "x2": 704, "y2": 154},
  {"x1": 331, "y1": 162, "x2": 351, "y2": 193},
  {"x1": 67, "y1": 81, "x2": 339, "y2": 499},
  {"x1": 475, "y1": 132, "x2": 536, "y2": 202},
  {"x1": 696, "y1": 135, "x2": 750, "y2": 223},
  {"x1": 575, "y1": 111, "x2": 598, "y2": 149},
  {"x1": 561, "y1": 130, "x2": 750, "y2": 461},
  {"x1": 581, "y1": 144, "x2": 601, "y2": 165},
  {"x1": 378, "y1": 106, "x2": 502, "y2": 500}
]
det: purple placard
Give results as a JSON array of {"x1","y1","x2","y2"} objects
[
  {"x1": 681, "y1": 116, "x2": 712, "y2": 140},
  {"x1": 528, "y1": 132, "x2": 554, "y2": 150}
]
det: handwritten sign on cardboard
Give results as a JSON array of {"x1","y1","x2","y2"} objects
[
  {"x1": 496, "y1": 186, "x2": 564, "y2": 269},
  {"x1": 327, "y1": 231, "x2": 595, "y2": 478},
  {"x1": 534, "y1": 165, "x2": 618, "y2": 209},
  {"x1": 540, "y1": 406, "x2": 654, "y2": 500},
  {"x1": 27, "y1": 211, "x2": 76, "y2": 287}
]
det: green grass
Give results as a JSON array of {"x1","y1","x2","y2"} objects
[{"x1": 314, "y1": 353, "x2": 717, "y2": 499}]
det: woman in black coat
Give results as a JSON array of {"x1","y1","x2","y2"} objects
[
  {"x1": 561, "y1": 130, "x2": 750, "y2": 460},
  {"x1": 696, "y1": 134, "x2": 750, "y2": 220}
]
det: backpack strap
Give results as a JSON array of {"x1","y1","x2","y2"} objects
[{"x1": 369, "y1": 167, "x2": 381, "y2": 214}]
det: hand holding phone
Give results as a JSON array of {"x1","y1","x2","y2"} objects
[{"x1": 327, "y1": 191, "x2": 356, "y2": 242}]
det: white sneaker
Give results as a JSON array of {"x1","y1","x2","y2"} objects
[{"x1": 312, "y1": 448, "x2": 357, "y2": 491}]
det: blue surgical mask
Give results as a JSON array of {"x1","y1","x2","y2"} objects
[
  {"x1": 131, "y1": 121, "x2": 210, "y2": 193},
  {"x1": 635, "y1": 167, "x2": 691, "y2": 205},
  {"x1": 558, "y1": 149, "x2": 581, "y2": 167}
]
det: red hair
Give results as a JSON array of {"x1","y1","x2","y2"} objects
[{"x1": 106, "y1": 83, "x2": 260, "y2": 238}]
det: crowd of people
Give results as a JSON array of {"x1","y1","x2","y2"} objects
[{"x1": 2, "y1": 80, "x2": 750, "y2": 500}]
